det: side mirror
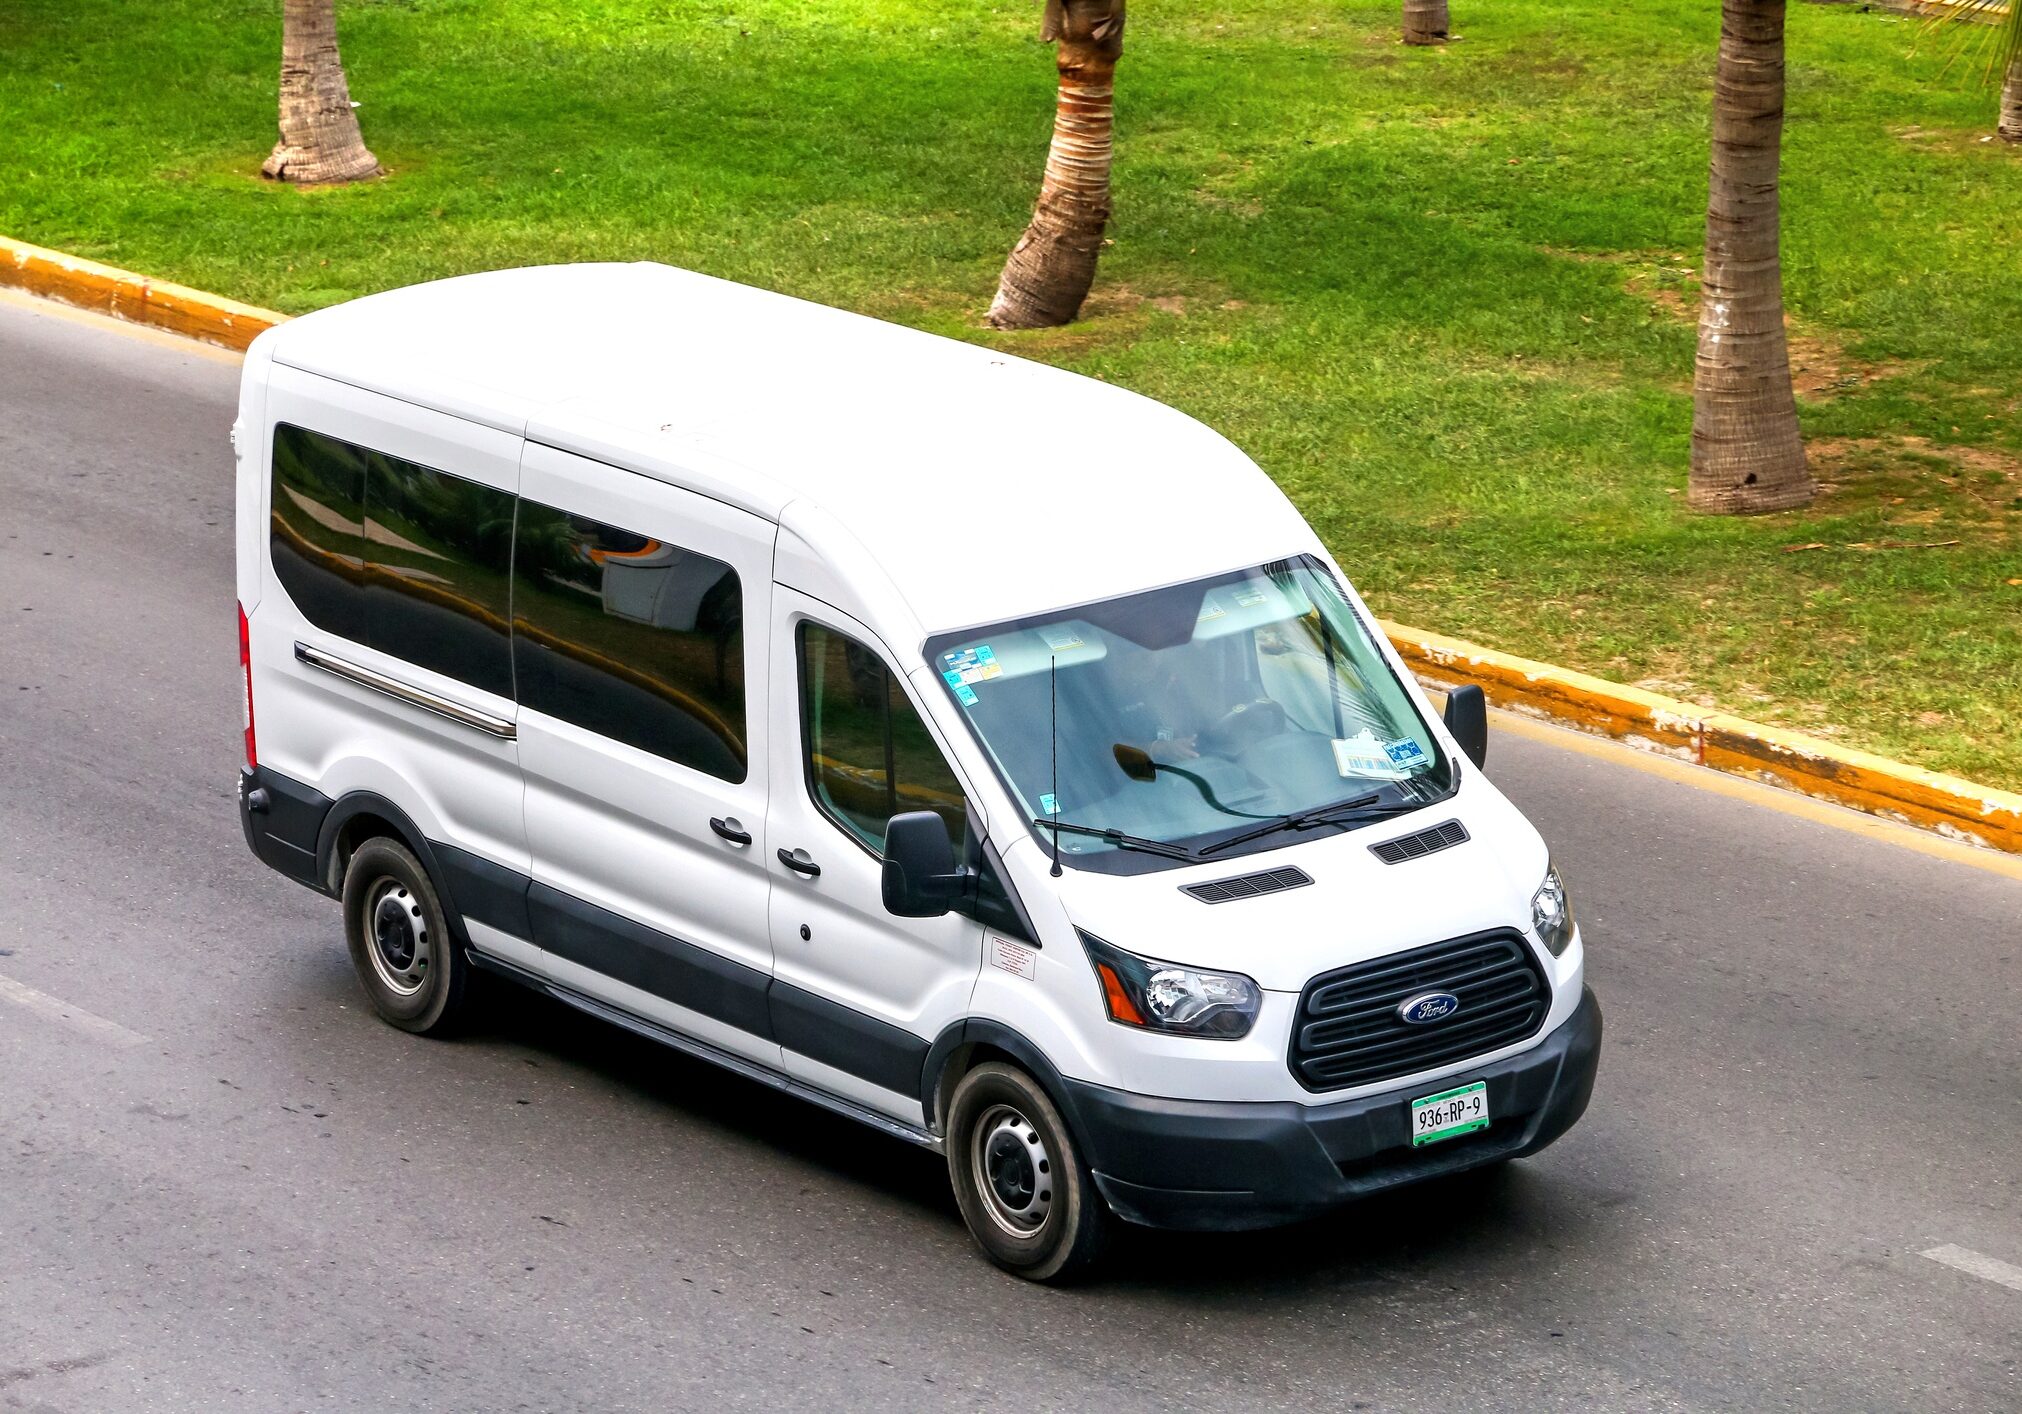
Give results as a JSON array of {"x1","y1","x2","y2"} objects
[
  {"x1": 882, "y1": 811, "x2": 970, "y2": 918},
  {"x1": 1442, "y1": 684, "x2": 1489, "y2": 770}
]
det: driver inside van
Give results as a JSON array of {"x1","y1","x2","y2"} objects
[{"x1": 1109, "y1": 640, "x2": 1204, "y2": 764}]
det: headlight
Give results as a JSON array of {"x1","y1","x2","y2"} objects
[
  {"x1": 1078, "y1": 932, "x2": 1261, "y2": 1039},
  {"x1": 1532, "y1": 863, "x2": 1576, "y2": 957}
]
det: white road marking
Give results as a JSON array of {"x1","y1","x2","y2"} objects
[
  {"x1": 1922, "y1": 1244, "x2": 2022, "y2": 1293},
  {"x1": 0, "y1": 972, "x2": 151, "y2": 1049}
]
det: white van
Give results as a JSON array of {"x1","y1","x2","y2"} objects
[{"x1": 235, "y1": 263, "x2": 1600, "y2": 1281}]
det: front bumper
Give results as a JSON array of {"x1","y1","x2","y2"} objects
[{"x1": 1060, "y1": 986, "x2": 1602, "y2": 1231}]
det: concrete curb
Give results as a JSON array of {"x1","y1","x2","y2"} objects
[
  {"x1": 1388, "y1": 622, "x2": 2022, "y2": 855},
  {"x1": 1, "y1": 235, "x2": 286, "y2": 350},
  {"x1": 7, "y1": 232, "x2": 2018, "y2": 855}
]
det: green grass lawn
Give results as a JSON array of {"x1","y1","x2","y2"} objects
[{"x1": 5, "y1": 0, "x2": 2018, "y2": 787}]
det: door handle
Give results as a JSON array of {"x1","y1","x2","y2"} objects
[
  {"x1": 710, "y1": 816, "x2": 752, "y2": 846},
  {"x1": 777, "y1": 848, "x2": 821, "y2": 878}
]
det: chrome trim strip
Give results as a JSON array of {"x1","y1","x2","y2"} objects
[{"x1": 294, "y1": 642, "x2": 517, "y2": 740}]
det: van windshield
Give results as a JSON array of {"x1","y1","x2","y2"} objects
[{"x1": 924, "y1": 557, "x2": 1455, "y2": 873}]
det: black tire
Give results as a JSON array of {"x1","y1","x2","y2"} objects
[
  {"x1": 946, "y1": 1062, "x2": 1109, "y2": 1283},
  {"x1": 341, "y1": 837, "x2": 471, "y2": 1036}
]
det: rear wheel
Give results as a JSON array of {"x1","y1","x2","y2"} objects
[
  {"x1": 946, "y1": 1062, "x2": 1109, "y2": 1282},
  {"x1": 341, "y1": 837, "x2": 471, "y2": 1035}
]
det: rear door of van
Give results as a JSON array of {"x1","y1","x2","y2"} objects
[{"x1": 513, "y1": 443, "x2": 780, "y2": 1070}]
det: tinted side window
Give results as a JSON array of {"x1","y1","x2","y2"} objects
[
  {"x1": 270, "y1": 423, "x2": 515, "y2": 699},
  {"x1": 800, "y1": 622, "x2": 968, "y2": 852},
  {"x1": 270, "y1": 423, "x2": 368, "y2": 641},
  {"x1": 512, "y1": 502, "x2": 747, "y2": 782},
  {"x1": 363, "y1": 453, "x2": 515, "y2": 699}
]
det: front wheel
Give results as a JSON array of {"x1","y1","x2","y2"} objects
[
  {"x1": 341, "y1": 837, "x2": 472, "y2": 1036},
  {"x1": 946, "y1": 1062, "x2": 1109, "y2": 1282}
]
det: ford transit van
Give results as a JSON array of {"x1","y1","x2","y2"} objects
[{"x1": 235, "y1": 263, "x2": 1600, "y2": 1281}]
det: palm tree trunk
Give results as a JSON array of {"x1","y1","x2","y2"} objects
[
  {"x1": 1689, "y1": 0, "x2": 1811, "y2": 514},
  {"x1": 988, "y1": 2, "x2": 1126, "y2": 330},
  {"x1": 2000, "y1": 54, "x2": 2022, "y2": 143},
  {"x1": 262, "y1": 0, "x2": 381, "y2": 184},
  {"x1": 1403, "y1": 0, "x2": 1450, "y2": 47}
]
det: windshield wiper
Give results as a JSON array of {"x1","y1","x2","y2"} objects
[
  {"x1": 1031, "y1": 817, "x2": 1197, "y2": 861},
  {"x1": 1197, "y1": 793, "x2": 1420, "y2": 856}
]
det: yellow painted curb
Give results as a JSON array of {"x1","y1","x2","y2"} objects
[
  {"x1": 6, "y1": 233, "x2": 2017, "y2": 856},
  {"x1": 1386, "y1": 621, "x2": 2022, "y2": 856},
  {"x1": 0, "y1": 235, "x2": 287, "y2": 351}
]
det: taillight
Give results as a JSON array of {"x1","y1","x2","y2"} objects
[{"x1": 239, "y1": 602, "x2": 258, "y2": 771}]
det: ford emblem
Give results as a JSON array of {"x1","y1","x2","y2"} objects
[{"x1": 1398, "y1": 991, "x2": 1461, "y2": 1025}]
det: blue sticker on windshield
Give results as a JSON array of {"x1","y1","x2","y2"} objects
[
  {"x1": 940, "y1": 645, "x2": 1001, "y2": 687},
  {"x1": 1039, "y1": 793, "x2": 1060, "y2": 815},
  {"x1": 954, "y1": 684, "x2": 979, "y2": 706},
  {"x1": 1385, "y1": 738, "x2": 1429, "y2": 768}
]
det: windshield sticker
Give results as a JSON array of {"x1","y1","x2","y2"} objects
[
  {"x1": 1332, "y1": 730, "x2": 1411, "y2": 780},
  {"x1": 954, "y1": 683, "x2": 979, "y2": 706},
  {"x1": 940, "y1": 645, "x2": 1001, "y2": 686},
  {"x1": 1039, "y1": 626, "x2": 1084, "y2": 653},
  {"x1": 1384, "y1": 738, "x2": 1430, "y2": 769},
  {"x1": 1039, "y1": 792, "x2": 1060, "y2": 815},
  {"x1": 1196, "y1": 596, "x2": 1227, "y2": 623},
  {"x1": 1233, "y1": 586, "x2": 1270, "y2": 609}
]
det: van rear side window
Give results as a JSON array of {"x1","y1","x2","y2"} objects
[
  {"x1": 362, "y1": 451, "x2": 514, "y2": 699},
  {"x1": 270, "y1": 422, "x2": 368, "y2": 641},
  {"x1": 269, "y1": 423, "x2": 515, "y2": 699},
  {"x1": 511, "y1": 502, "x2": 747, "y2": 783}
]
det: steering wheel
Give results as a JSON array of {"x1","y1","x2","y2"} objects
[{"x1": 1198, "y1": 698, "x2": 1289, "y2": 758}]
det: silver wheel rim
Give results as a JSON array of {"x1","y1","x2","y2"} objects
[
  {"x1": 970, "y1": 1103, "x2": 1055, "y2": 1238},
  {"x1": 365, "y1": 878, "x2": 431, "y2": 997}
]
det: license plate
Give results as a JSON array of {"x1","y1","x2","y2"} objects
[{"x1": 1410, "y1": 1080, "x2": 1490, "y2": 1147}]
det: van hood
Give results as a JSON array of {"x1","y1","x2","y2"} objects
[{"x1": 1028, "y1": 783, "x2": 1551, "y2": 993}]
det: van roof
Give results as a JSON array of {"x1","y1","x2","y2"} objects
[{"x1": 263, "y1": 262, "x2": 1317, "y2": 637}]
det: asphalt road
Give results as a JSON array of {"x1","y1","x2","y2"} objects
[{"x1": 2, "y1": 290, "x2": 2017, "y2": 1413}]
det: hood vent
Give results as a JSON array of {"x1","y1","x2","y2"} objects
[
  {"x1": 1369, "y1": 819, "x2": 1470, "y2": 864},
  {"x1": 1182, "y1": 865, "x2": 1312, "y2": 904}
]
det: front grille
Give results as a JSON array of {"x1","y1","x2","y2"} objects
[
  {"x1": 1181, "y1": 865, "x2": 1312, "y2": 904},
  {"x1": 1290, "y1": 930, "x2": 1550, "y2": 1092},
  {"x1": 1369, "y1": 819, "x2": 1470, "y2": 864}
]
